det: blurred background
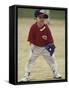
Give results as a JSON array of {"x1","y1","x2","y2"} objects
[{"x1": 18, "y1": 8, "x2": 65, "y2": 19}]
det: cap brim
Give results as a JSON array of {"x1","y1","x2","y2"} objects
[{"x1": 38, "y1": 13, "x2": 48, "y2": 18}]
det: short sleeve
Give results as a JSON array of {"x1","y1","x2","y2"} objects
[
  {"x1": 27, "y1": 26, "x2": 35, "y2": 44},
  {"x1": 46, "y1": 25, "x2": 54, "y2": 43}
]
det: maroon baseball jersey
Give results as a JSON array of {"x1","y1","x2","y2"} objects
[{"x1": 28, "y1": 22, "x2": 54, "y2": 47}]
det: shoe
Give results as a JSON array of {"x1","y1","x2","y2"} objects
[
  {"x1": 22, "y1": 76, "x2": 30, "y2": 81},
  {"x1": 54, "y1": 74, "x2": 62, "y2": 79},
  {"x1": 22, "y1": 72, "x2": 31, "y2": 81}
]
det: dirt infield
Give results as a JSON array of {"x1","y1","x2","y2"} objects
[{"x1": 18, "y1": 18, "x2": 65, "y2": 82}]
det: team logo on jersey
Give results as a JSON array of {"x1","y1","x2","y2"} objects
[
  {"x1": 40, "y1": 26, "x2": 46, "y2": 31},
  {"x1": 42, "y1": 35, "x2": 47, "y2": 40}
]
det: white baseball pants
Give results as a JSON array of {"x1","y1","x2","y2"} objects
[{"x1": 24, "y1": 45, "x2": 59, "y2": 77}]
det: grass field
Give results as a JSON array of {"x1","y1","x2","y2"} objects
[{"x1": 18, "y1": 18, "x2": 65, "y2": 82}]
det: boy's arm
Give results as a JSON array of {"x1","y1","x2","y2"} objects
[
  {"x1": 27, "y1": 26, "x2": 35, "y2": 44},
  {"x1": 47, "y1": 25, "x2": 54, "y2": 44},
  {"x1": 27, "y1": 26, "x2": 35, "y2": 50},
  {"x1": 45, "y1": 25, "x2": 55, "y2": 56}
]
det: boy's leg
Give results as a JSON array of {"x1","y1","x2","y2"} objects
[
  {"x1": 22, "y1": 52, "x2": 38, "y2": 81},
  {"x1": 42, "y1": 49, "x2": 61, "y2": 79},
  {"x1": 22, "y1": 46, "x2": 41, "y2": 81}
]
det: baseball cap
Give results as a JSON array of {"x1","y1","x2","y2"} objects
[{"x1": 34, "y1": 9, "x2": 48, "y2": 18}]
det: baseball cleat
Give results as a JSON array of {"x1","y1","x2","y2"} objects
[
  {"x1": 54, "y1": 74, "x2": 62, "y2": 79},
  {"x1": 22, "y1": 72, "x2": 31, "y2": 81},
  {"x1": 22, "y1": 76, "x2": 30, "y2": 81}
]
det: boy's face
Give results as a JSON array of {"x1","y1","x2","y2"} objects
[{"x1": 36, "y1": 16, "x2": 46, "y2": 23}]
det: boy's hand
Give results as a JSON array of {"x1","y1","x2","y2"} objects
[{"x1": 29, "y1": 43, "x2": 34, "y2": 52}]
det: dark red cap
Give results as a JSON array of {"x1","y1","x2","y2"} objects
[{"x1": 34, "y1": 9, "x2": 48, "y2": 18}]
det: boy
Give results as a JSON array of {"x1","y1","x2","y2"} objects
[{"x1": 22, "y1": 9, "x2": 61, "y2": 81}]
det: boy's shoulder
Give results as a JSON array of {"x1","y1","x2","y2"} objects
[
  {"x1": 45, "y1": 24, "x2": 50, "y2": 30},
  {"x1": 31, "y1": 22, "x2": 37, "y2": 28}
]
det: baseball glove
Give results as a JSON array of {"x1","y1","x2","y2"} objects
[{"x1": 45, "y1": 43, "x2": 56, "y2": 56}]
